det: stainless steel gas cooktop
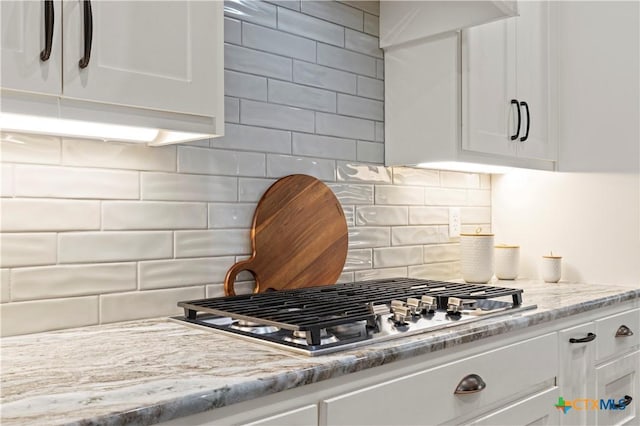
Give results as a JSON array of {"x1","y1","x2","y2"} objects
[{"x1": 174, "y1": 278, "x2": 536, "y2": 356}]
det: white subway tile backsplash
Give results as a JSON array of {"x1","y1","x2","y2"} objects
[
  {"x1": 344, "y1": 248, "x2": 373, "y2": 271},
  {"x1": 59, "y1": 232, "x2": 173, "y2": 263},
  {"x1": 238, "y1": 178, "x2": 277, "y2": 202},
  {"x1": 224, "y1": 17, "x2": 242, "y2": 44},
  {"x1": 424, "y1": 187, "x2": 467, "y2": 206},
  {"x1": 225, "y1": 96, "x2": 240, "y2": 123},
  {"x1": 1, "y1": 269, "x2": 10, "y2": 303},
  {"x1": 461, "y1": 207, "x2": 491, "y2": 224},
  {"x1": 10, "y1": 263, "x2": 136, "y2": 301},
  {"x1": 345, "y1": 29, "x2": 383, "y2": 58},
  {"x1": 316, "y1": 112, "x2": 375, "y2": 141},
  {"x1": 209, "y1": 203, "x2": 255, "y2": 229},
  {"x1": 224, "y1": 0, "x2": 277, "y2": 27},
  {"x1": 467, "y1": 189, "x2": 491, "y2": 206},
  {"x1": 363, "y1": 13, "x2": 379, "y2": 36},
  {"x1": 341, "y1": 1, "x2": 379, "y2": 16},
  {"x1": 1, "y1": 164, "x2": 13, "y2": 197},
  {"x1": 374, "y1": 122, "x2": 384, "y2": 142},
  {"x1": 376, "y1": 185, "x2": 424, "y2": 205},
  {"x1": 178, "y1": 146, "x2": 266, "y2": 177},
  {"x1": 480, "y1": 174, "x2": 491, "y2": 189},
  {"x1": 175, "y1": 229, "x2": 251, "y2": 258},
  {"x1": 243, "y1": 22, "x2": 316, "y2": 62},
  {"x1": 356, "y1": 76, "x2": 384, "y2": 100},
  {"x1": 374, "y1": 246, "x2": 422, "y2": 268},
  {"x1": 225, "y1": 44, "x2": 292, "y2": 80},
  {"x1": 348, "y1": 227, "x2": 390, "y2": 248},
  {"x1": 440, "y1": 171, "x2": 481, "y2": 189},
  {"x1": 342, "y1": 205, "x2": 355, "y2": 226},
  {"x1": 0, "y1": 296, "x2": 98, "y2": 336},
  {"x1": 267, "y1": 154, "x2": 336, "y2": 180},
  {"x1": 355, "y1": 266, "x2": 407, "y2": 281},
  {"x1": 317, "y1": 43, "x2": 377, "y2": 77},
  {"x1": 408, "y1": 262, "x2": 461, "y2": 280},
  {"x1": 62, "y1": 138, "x2": 176, "y2": 172},
  {"x1": 0, "y1": 234, "x2": 57, "y2": 268},
  {"x1": 328, "y1": 183, "x2": 374, "y2": 204},
  {"x1": 277, "y1": 8, "x2": 344, "y2": 47},
  {"x1": 293, "y1": 61, "x2": 357, "y2": 94},
  {"x1": 356, "y1": 206, "x2": 408, "y2": 226},
  {"x1": 393, "y1": 167, "x2": 439, "y2": 186},
  {"x1": 292, "y1": 133, "x2": 356, "y2": 160},
  {"x1": 409, "y1": 207, "x2": 449, "y2": 225},
  {"x1": 337, "y1": 94, "x2": 383, "y2": 121},
  {"x1": 337, "y1": 162, "x2": 391, "y2": 183},
  {"x1": 392, "y1": 226, "x2": 446, "y2": 246},
  {"x1": 0, "y1": 199, "x2": 100, "y2": 232},
  {"x1": 139, "y1": 257, "x2": 234, "y2": 289},
  {"x1": 266, "y1": 1, "x2": 300, "y2": 12},
  {"x1": 0, "y1": 133, "x2": 60, "y2": 164},
  {"x1": 337, "y1": 271, "x2": 355, "y2": 283},
  {"x1": 269, "y1": 80, "x2": 336, "y2": 113},
  {"x1": 300, "y1": 1, "x2": 363, "y2": 31},
  {"x1": 15, "y1": 165, "x2": 139, "y2": 199},
  {"x1": 376, "y1": 59, "x2": 384, "y2": 79},
  {"x1": 225, "y1": 70, "x2": 268, "y2": 101},
  {"x1": 141, "y1": 173, "x2": 237, "y2": 202},
  {"x1": 241, "y1": 99, "x2": 315, "y2": 132},
  {"x1": 212, "y1": 123, "x2": 291, "y2": 154},
  {"x1": 356, "y1": 141, "x2": 383, "y2": 164},
  {"x1": 100, "y1": 286, "x2": 204, "y2": 323},
  {"x1": 102, "y1": 201, "x2": 207, "y2": 230},
  {"x1": 423, "y1": 244, "x2": 461, "y2": 264}
]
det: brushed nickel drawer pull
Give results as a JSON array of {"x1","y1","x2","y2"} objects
[
  {"x1": 454, "y1": 374, "x2": 486, "y2": 395},
  {"x1": 615, "y1": 325, "x2": 634, "y2": 337},
  {"x1": 569, "y1": 332, "x2": 596, "y2": 343}
]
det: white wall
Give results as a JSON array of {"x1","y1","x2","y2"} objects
[{"x1": 492, "y1": 171, "x2": 640, "y2": 286}]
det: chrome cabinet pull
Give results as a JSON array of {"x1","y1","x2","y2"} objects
[
  {"x1": 454, "y1": 374, "x2": 486, "y2": 394},
  {"x1": 615, "y1": 325, "x2": 634, "y2": 337},
  {"x1": 40, "y1": 0, "x2": 54, "y2": 61},
  {"x1": 569, "y1": 332, "x2": 596, "y2": 343},
  {"x1": 78, "y1": 0, "x2": 93, "y2": 69}
]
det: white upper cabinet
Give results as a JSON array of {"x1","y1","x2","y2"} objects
[
  {"x1": 1, "y1": 0, "x2": 223, "y2": 145},
  {"x1": 462, "y1": 0, "x2": 554, "y2": 162},
  {"x1": 1, "y1": 0, "x2": 62, "y2": 95}
]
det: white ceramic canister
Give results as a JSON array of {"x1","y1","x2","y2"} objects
[
  {"x1": 494, "y1": 244, "x2": 520, "y2": 280},
  {"x1": 460, "y1": 232, "x2": 495, "y2": 283},
  {"x1": 541, "y1": 254, "x2": 562, "y2": 283}
]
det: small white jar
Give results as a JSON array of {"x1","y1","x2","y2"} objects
[
  {"x1": 495, "y1": 244, "x2": 520, "y2": 280},
  {"x1": 461, "y1": 232, "x2": 494, "y2": 284},
  {"x1": 541, "y1": 255, "x2": 562, "y2": 283}
]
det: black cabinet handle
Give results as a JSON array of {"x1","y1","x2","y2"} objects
[
  {"x1": 510, "y1": 99, "x2": 520, "y2": 141},
  {"x1": 569, "y1": 332, "x2": 596, "y2": 343},
  {"x1": 615, "y1": 325, "x2": 634, "y2": 337},
  {"x1": 613, "y1": 395, "x2": 632, "y2": 409},
  {"x1": 519, "y1": 101, "x2": 530, "y2": 142},
  {"x1": 78, "y1": 0, "x2": 93, "y2": 69},
  {"x1": 454, "y1": 374, "x2": 486, "y2": 394},
  {"x1": 40, "y1": 0, "x2": 54, "y2": 61}
]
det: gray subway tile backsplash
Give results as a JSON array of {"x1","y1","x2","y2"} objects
[{"x1": 0, "y1": 0, "x2": 491, "y2": 335}]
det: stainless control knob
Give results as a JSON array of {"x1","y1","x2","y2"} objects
[
  {"x1": 447, "y1": 297, "x2": 464, "y2": 313},
  {"x1": 390, "y1": 300, "x2": 411, "y2": 324},
  {"x1": 406, "y1": 298, "x2": 422, "y2": 315},
  {"x1": 420, "y1": 295, "x2": 437, "y2": 312}
]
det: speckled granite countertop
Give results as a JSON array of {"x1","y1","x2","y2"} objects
[{"x1": 1, "y1": 279, "x2": 639, "y2": 426}]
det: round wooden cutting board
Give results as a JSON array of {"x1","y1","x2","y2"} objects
[{"x1": 224, "y1": 174, "x2": 348, "y2": 296}]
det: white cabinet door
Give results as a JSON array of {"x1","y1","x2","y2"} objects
[
  {"x1": 468, "y1": 387, "x2": 560, "y2": 426},
  {"x1": 462, "y1": 17, "x2": 517, "y2": 157},
  {"x1": 558, "y1": 322, "x2": 597, "y2": 426},
  {"x1": 515, "y1": 0, "x2": 552, "y2": 161},
  {"x1": 1, "y1": 0, "x2": 62, "y2": 95},
  {"x1": 595, "y1": 351, "x2": 639, "y2": 426},
  {"x1": 62, "y1": 0, "x2": 222, "y2": 117}
]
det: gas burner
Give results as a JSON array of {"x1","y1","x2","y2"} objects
[
  {"x1": 230, "y1": 319, "x2": 280, "y2": 335},
  {"x1": 283, "y1": 329, "x2": 339, "y2": 346}
]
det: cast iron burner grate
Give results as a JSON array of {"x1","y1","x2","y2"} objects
[{"x1": 178, "y1": 278, "x2": 523, "y2": 346}]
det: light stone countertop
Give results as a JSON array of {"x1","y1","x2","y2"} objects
[{"x1": 1, "y1": 279, "x2": 639, "y2": 426}]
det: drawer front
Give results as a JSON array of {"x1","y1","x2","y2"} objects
[
  {"x1": 320, "y1": 333, "x2": 558, "y2": 426},
  {"x1": 244, "y1": 405, "x2": 318, "y2": 426},
  {"x1": 468, "y1": 387, "x2": 559, "y2": 426},
  {"x1": 595, "y1": 351, "x2": 638, "y2": 426},
  {"x1": 596, "y1": 309, "x2": 640, "y2": 361}
]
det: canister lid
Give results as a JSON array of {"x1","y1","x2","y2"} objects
[
  {"x1": 495, "y1": 244, "x2": 520, "y2": 248},
  {"x1": 543, "y1": 255, "x2": 562, "y2": 259}
]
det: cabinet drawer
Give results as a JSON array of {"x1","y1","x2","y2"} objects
[
  {"x1": 320, "y1": 333, "x2": 557, "y2": 426},
  {"x1": 468, "y1": 387, "x2": 559, "y2": 425},
  {"x1": 596, "y1": 309, "x2": 640, "y2": 361},
  {"x1": 595, "y1": 351, "x2": 638, "y2": 426}
]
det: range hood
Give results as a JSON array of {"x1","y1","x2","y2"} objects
[{"x1": 380, "y1": 1, "x2": 518, "y2": 48}]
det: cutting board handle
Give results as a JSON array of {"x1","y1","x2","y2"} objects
[{"x1": 224, "y1": 259, "x2": 257, "y2": 296}]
